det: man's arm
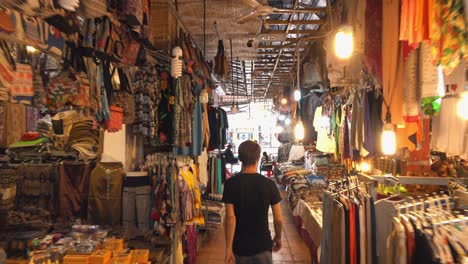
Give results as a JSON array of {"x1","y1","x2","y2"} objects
[
  {"x1": 224, "y1": 203, "x2": 236, "y2": 263},
  {"x1": 272, "y1": 202, "x2": 283, "y2": 252}
]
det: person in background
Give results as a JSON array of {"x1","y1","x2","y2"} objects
[
  {"x1": 224, "y1": 144, "x2": 238, "y2": 164},
  {"x1": 261, "y1": 152, "x2": 273, "y2": 177},
  {"x1": 223, "y1": 140, "x2": 283, "y2": 264},
  {"x1": 261, "y1": 152, "x2": 269, "y2": 164}
]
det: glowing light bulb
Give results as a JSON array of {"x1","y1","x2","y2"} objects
[
  {"x1": 171, "y1": 46, "x2": 183, "y2": 78},
  {"x1": 26, "y1": 46, "x2": 38, "y2": 53},
  {"x1": 294, "y1": 120, "x2": 305, "y2": 141},
  {"x1": 457, "y1": 93, "x2": 468, "y2": 120},
  {"x1": 281, "y1": 98, "x2": 288, "y2": 105},
  {"x1": 284, "y1": 118, "x2": 291, "y2": 125},
  {"x1": 294, "y1": 90, "x2": 301, "y2": 101},
  {"x1": 360, "y1": 161, "x2": 371, "y2": 173},
  {"x1": 381, "y1": 123, "x2": 396, "y2": 155},
  {"x1": 334, "y1": 25, "x2": 354, "y2": 59}
]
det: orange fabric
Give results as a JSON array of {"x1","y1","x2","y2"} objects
[
  {"x1": 400, "y1": 0, "x2": 431, "y2": 49},
  {"x1": 382, "y1": 0, "x2": 405, "y2": 127}
]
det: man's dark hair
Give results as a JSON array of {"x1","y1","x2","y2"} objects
[{"x1": 238, "y1": 140, "x2": 261, "y2": 165}]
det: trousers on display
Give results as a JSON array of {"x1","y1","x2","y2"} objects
[
  {"x1": 57, "y1": 162, "x2": 92, "y2": 222},
  {"x1": 122, "y1": 172, "x2": 151, "y2": 233},
  {"x1": 87, "y1": 162, "x2": 123, "y2": 226}
]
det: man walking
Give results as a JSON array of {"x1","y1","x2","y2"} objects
[{"x1": 222, "y1": 140, "x2": 283, "y2": 264}]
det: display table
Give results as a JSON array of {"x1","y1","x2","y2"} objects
[{"x1": 292, "y1": 199, "x2": 322, "y2": 264}]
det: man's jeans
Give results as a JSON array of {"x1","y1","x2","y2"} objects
[{"x1": 235, "y1": 251, "x2": 272, "y2": 264}]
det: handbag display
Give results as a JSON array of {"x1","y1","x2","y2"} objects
[
  {"x1": 46, "y1": 67, "x2": 89, "y2": 111},
  {"x1": 118, "y1": 27, "x2": 140, "y2": 66}
]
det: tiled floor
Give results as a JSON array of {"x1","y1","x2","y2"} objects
[{"x1": 197, "y1": 192, "x2": 311, "y2": 264}]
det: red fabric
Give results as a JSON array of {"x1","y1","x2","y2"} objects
[
  {"x1": 108, "y1": 105, "x2": 123, "y2": 132},
  {"x1": 21, "y1": 132, "x2": 41, "y2": 141},
  {"x1": 364, "y1": 0, "x2": 383, "y2": 84},
  {"x1": 293, "y1": 216, "x2": 319, "y2": 264}
]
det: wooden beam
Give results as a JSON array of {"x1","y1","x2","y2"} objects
[
  {"x1": 262, "y1": 29, "x2": 320, "y2": 35},
  {"x1": 265, "y1": 19, "x2": 325, "y2": 25},
  {"x1": 257, "y1": 51, "x2": 295, "y2": 55},
  {"x1": 258, "y1": 44, "x2": 307, "y2": 49},
  {"x1": 274, "y1": 7, "x2": 327, "y2": 13}
]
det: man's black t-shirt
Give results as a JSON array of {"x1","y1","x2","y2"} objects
[{"x1": 222, "y1": 173, "x2": 282, "y2": 256}]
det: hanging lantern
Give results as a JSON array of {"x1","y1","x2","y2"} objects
[
  {"x1": 334, "y1": 25, "x2": 354, "y2": 59},
  {"x1": 171, "y1": 46, "x2": 183, "y2": 78},
  {"x1": 294, "y1": 120, "x2": 305, "y2": 141},
  {"x1": 381, "y1": 123, "x2": 396, "y2": 155}
]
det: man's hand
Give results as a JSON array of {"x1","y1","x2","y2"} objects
[
  {"x1": 225, "y1": 249, "x2": 235, "y2": 264},
  {"x1": 273, "y1": 236, "x2": 282, "y2": 252}
]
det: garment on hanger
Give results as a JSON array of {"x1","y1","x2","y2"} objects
[
  {"x1": 122, "y1": 171, "x2": 151, "y2": 236},
  {"x1": 87, "y1": 162, "x2": 123, "y2": 225},
  {"x1": 321, "y1": 181, "x2": 376, "y2": 264},
  {"x1": 314, "y1": 106, "x2": 335, "y2": 153},
  {"x1": 431, "y1": 96, "x2": 468, "y2": 159},
  {"x1": 57, "y1": 161, "x2": 93, "y2": 222}
]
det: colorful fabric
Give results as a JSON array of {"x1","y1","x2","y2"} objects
[
  {"x1": 10, "y1": 63, "x2": 34, "y2": 104},
  {"x1": 430, "y1": 0, "x2": 467, "y2": 74}
]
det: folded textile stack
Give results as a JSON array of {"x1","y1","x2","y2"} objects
[
  {"x1": 201, "y1": 199, "x2": 225, "y2": 229},
  {"x1": 67, "y1": 119, "x2": 100, "y2": 160}
]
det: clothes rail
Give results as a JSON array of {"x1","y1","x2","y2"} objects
[
  {"x1": 330, "y1": 182, "x2": 373, "y2": 197},
  {"x1": 361, "y1": 174, "x2": 468, "y2": 186},
  {"x1": 434, "y1": 216, "x2": 468, "y2": 226},
  {"x1": 396, "y1": 195, "x2": 452, "y2": 213}
]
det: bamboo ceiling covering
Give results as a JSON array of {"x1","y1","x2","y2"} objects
[{"x1": 153, "y1": 0, "x2": 330, "y2": 100}]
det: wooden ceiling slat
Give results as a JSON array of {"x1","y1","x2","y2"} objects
[{"x1": 264, "y1": 19, "x2": 325, "y2": 25}]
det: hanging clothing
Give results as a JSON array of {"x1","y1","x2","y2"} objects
[
  {"x1": 208, "y1": 107, "x2": 228, "y2": 150},
  {"x1": 314, "y1": 106, "x2": 336, "y2": 153},
  {"x1": 382, "y1": 0, "x2": 405, "y2": 127},
  {"x1": 173, "y1": 75, "x2": 194, "y2": 148},
  {"x1": 321, "y1": 189, "x2": 376, "y2": 264},
  {"x1": 365, "y1": 0, "x2": 383, "y2": 85},
  {"x1": 431, "y1": 96, "x2": 468, "y2": 159},
  {"x1": 122, "y1": 172, "x2": 151, "y2": 234},
  {"x1": 57, "y1": 161, "x2": 93, "y2": 222},
  {"x1": 198, "y1": 148, "x2": 209, "y2": 187},
  {"x1": 430, "y1": 0, "x2": 467, "y2": 75},
  {"x1": 301, "y1": 92, "x2": 325, "y2": 144},
  {"x1": 87, "y1": 162, "x2": 123, "y2": 226},
  {"x1": 202, "y1": 102, "x2": 210, "y2": 148},
  {"x1": 400, "y1": 0, "x2": 431, "y2": 49}
]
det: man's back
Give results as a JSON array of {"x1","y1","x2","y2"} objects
[{"x1": 222, "y1": 173, "x2": 281, "y2": 256}]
